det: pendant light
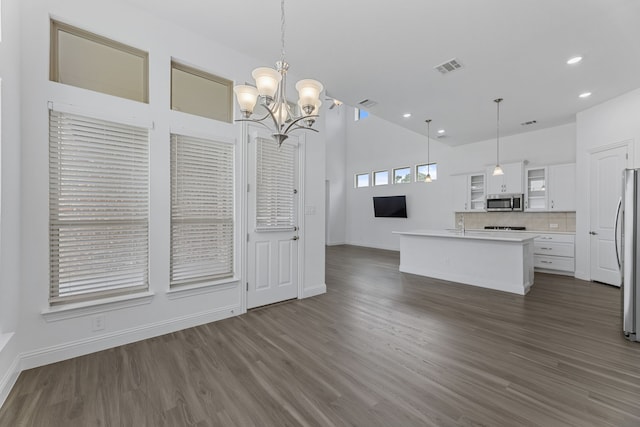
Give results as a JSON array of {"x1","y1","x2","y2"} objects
[
  {"x1": 425, "y1": 119, "x2": 433, "y2": 183},
  {"x1": 492, "y1": 98, "x2": 504, "y2": 176}
]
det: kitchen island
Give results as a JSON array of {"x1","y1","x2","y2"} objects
[{"x1": 393, "y1": 230, "x2": 536, "y2": 295}]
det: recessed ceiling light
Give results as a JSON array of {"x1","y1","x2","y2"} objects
[
  {"x1": 437, "y1": 129, "x2": 445, "y2": 134},
  {"x1": 579, "y1": 92, "x2": 592, "y2": 98},
  {"x1": 403, "y1": 113, "x2": 412, "y2": 118},
  {"x1": 567, "y1": 56, "x2": 583, "y2": 65}
]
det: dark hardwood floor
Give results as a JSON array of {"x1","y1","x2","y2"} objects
[{"x1": 2, "y1": 244, "x2": 640, "y2": 426}]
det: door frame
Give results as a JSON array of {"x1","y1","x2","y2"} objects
[
  {"x1": 241, "y1": 124, "x2": 306, "y2": 311},
  {"x1": 587, "y1": 139, "x2": 633, "y2": 282}
]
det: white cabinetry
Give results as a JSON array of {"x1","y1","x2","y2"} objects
[
  {"x1": 533, "y1": 233, "x2": 575, "y2": 275},
  {"x1": 486, "y1": 162, "x2": 523, "y2": 194},
  {"x1": 548, "y1": 163, "x2": 576, "y2": 211},
  {"x1": 453, "y1": 173, "x2": 485, "y2": 211},
  {"x1": 524, "y1": 163, "x2": 576, "y2": 211},
  {"x1": 525, "y1": 167, "x2": 547, "y2": 211}
]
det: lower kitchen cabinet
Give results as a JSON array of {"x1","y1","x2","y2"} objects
[{"x1": 533, "y1": 233, "x2": 575, "y2": 275}]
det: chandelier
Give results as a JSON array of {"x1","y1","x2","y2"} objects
[{"x1": 233, "y1": 0, "x2": 324, "y2": 147}]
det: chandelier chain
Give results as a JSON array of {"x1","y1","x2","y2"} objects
[{"x1": 280, "y1": 0, "x2": 286, "y2": 63}]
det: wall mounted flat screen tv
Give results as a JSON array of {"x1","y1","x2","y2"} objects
[{"x1": 373, "y1": 195, "x2": 407, "y2": 218}]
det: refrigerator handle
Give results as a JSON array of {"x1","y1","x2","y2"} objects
[{"x1": 615, "y1": 196, "x2": 622, "y2": 269}]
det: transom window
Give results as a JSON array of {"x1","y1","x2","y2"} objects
[
  {"x1": 355, "y1": 173, "x2": 370, "y2": 188},
  {"x1": 393, "y1": 167, "x2": 411, "y2": 184}
]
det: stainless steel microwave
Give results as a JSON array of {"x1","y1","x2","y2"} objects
[{"x1": 486, "y1": 194, "x2": 524, "y2": 211}]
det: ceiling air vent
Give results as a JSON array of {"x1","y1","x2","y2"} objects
[
  {"x1": 358, "y1": 99, "x2": 378, "y2": 109},
  {"x1": 520, "y1": 120, "x2": 538, "y2": 126},
  {"x1": 434, "y1": 58, "x2": 463, "y2": 75}
]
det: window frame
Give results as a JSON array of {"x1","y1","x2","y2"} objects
[
  {"x1": 170, "y1": 60, "x2": 233, "y2": 123},
  {"x1": 416, "y1": 163, "x2": 438, "y2": 182},
  {"x1": 48, "y1": 109, "x2": 150, "y2": 305},
  {"x1": 50, "y1": 19, "x2": 149, "y2": 103},
  {"x1": 373, "y1": 170, "x2": 389, "y2": 186},
  {"x1": 355, "y1": 172, "x2": 370, "y2": 188},
  {"x1": 393, "y1": 166, "x2": 412, "y2": 184},
  {"x1": 170, "y1": 133, "x2": 235, "y2": 288}
]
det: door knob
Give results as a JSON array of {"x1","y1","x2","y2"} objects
[
  {"x1": 291, "y1": 236, "x2": 299, "y2": 240},
  {"x1": 589, "y1": 231, "x2": 597, "y2": 235}
]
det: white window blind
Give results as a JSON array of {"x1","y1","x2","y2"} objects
[
  {"x1": 256, "y1": 138, "x2": 295, "y2": 230},
  {"x1": 170, "y1": 134, "x2": 234, "y2": 287},
  {"x1": 49, "y1": 110, "x2": 149, "y2": 304}
]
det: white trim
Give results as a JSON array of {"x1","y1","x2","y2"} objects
[
  {"x1": 41, "y1": 291, "x2": 155, "y2": 322},
  {"x1": 169, "y1": 126, "x2": 236, "y2": 145},
  {"x1": 297, "y1": 134, "x2": 306, "y2": 301},
  {"x1": 166, "y1": 280, "x2": 239, "y2": 300},
  {"x1": 588, "y1": 138, "x2": 634, "y2": 155},
  {"x1": 47, "y1": 101, "x2": 153, "y2": 129},
  {"x1": 302, "y1": 284, "x2": 326, "y2": 299},
  {"x1": 0, "y1": 334, "x2": 19, "y2": 409},
  {"x1": 22, "y1": 304, "x2": 240, "y2": 372}
]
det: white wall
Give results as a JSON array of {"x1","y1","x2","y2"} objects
[
  {"x1": 575, "y1": 88, "x2": 640, "y2": 280},
  {"x1": 0, "y1": 0, "x2": 23, "y2": 404},
  {"x1": 1, "y1": 0, "x2": 326, "y2": 405},
  {"x1": 341, "y1": 111, "x2": 575, "y2": 251},
  {"x1": 324, "y1": 104, "x2": 347, "y2": 245}
]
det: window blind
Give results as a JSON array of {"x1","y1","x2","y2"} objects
[
  {"x1": 170, "y1": 134, "x2": 234, "y2": 287},
  {"x1": 49, "y1": 110, "x2": 149, "y2": 304},
  {"x1": 256, "y1": 138, "x2": 295, "y2": 230}
]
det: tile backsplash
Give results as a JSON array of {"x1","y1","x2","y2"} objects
[{"x1": 454, "y1": 211, "x2": 576, "y2": 232}]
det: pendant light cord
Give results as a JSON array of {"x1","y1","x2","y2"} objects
[
  {"x1": 495, "y1": 98, "x2": 502, "y2": 164},
  {"x1": 280, "y1": 0, "x2": 286, "y2": 63}
]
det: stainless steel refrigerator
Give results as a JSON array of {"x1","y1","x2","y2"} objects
[{"x1": 620, "y1": 169, "x2": 640, "y2": 342}]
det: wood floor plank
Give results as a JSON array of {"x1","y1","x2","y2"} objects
[{"x1": 2, "y1": 245, "x2": 640, "y2": 426}]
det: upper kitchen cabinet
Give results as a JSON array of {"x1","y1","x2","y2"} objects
[
  {"x1": 486, "y1": 161, "x2": 523, "y2": 195},
  {"x1": 453, "y1": 173, "x2": 486, "y2": 211},
  {"x1": 525, "y1": 167, "x2": 547, "y2": 211},
  {"x1": 548, "y1": 163, "x2": 576, "y2": 211},
  {"x1": 524, "y1": 163, "x2": 576, "y2": 211}
]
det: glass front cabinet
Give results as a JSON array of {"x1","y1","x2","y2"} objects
[{"x1": 525, "y1": 167, "x2": 547, "y2": 211}]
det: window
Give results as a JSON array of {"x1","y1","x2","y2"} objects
[
  {"x1": 171, "y1": 61, "x2": 233, "y2": 123},
  {"x1": 170, "y1": 134, "x2": 234, "y2": 287},
  {"x1": 354, "y1": 108, "x2": 369, "y2": 121},
  {"x1": 393, "y1": 167, "x2": 411, "y2": 183},
  {"x1": 50, "y1": 20, "x2": 149, "y2": 103},
  {"x1": 256, "y1": 138, "x2": 296, "y2": 230},
  {"x1": 373, "y1": 170, "x2": 389, "y2": 186},
  {"x1": 355, "y1": 173, "x2": 370, "y2": 188},
  {"x1": 416, "y1": 163, "x2": 438, "y2": 181},
  {"x1": 49, "y1": 110, "x2": 149, "y2": 304}
]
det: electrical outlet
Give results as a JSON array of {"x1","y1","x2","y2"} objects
[
  {"x1": 92, "y1": 314, "x2": 105, "y2": 331},
  {"x1": 549, "y1": 223, "x2": 559, "y2": 229}
]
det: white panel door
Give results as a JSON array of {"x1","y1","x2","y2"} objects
[
  {"x1": 590, "y1": 146, "x2": 628, "y2": 286},
  {"x1": 247, "y1": 132, "x2": 299, "y2": 308}
]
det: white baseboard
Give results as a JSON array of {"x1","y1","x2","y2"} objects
[
  {"x1": 20, "y1": 304, "x2": 242, "y2": 371},
  {"x1": 302, "y1": 283, "x2": 326, "y2": 298},
  {"x1": 345, "y1": 242, "x2": 400, "y2": 252},
  {"x1": 325, "y1": 241, "x2": 346, "y2": 246},
  {"x1": 0, "y1": 333, "x2": 19, "y2": 409}
]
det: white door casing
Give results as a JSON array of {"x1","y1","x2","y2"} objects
[
  {"x1": 247, "y1": 131, "x2": 300, "y2": 308},
  {"x1": 590, "y1": 144, "x2": 629, "y2": 286}
]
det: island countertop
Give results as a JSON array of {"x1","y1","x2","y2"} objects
[
  {"x1": 394, "y1": 229, "x2": 535, "y2": 295},
  {"x1": 393, "y1": 229, "x2": 538, "y2": 243}
]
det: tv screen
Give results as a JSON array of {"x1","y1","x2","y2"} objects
[{"x1": 373, "y1": 195, "x2": 407, "y2": 218}]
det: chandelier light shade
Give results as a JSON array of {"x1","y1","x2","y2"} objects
[
  {"x1": 492, "y1": 98, "x2": 504, "y2": 176},
  {"x1": 425, "y1": 119, "x2": 433, "y2": 183},
  {"x1": 233, "y1": 0, "x2": 324, "y2": 147}
]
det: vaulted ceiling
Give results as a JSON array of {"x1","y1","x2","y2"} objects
[{"x1": 124, "y1": 0, "x2": 640, "y2": 145}]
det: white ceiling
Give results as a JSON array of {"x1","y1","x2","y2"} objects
[{"x1": 123, "y1": 0, "x2": 640, "y2": 146}]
